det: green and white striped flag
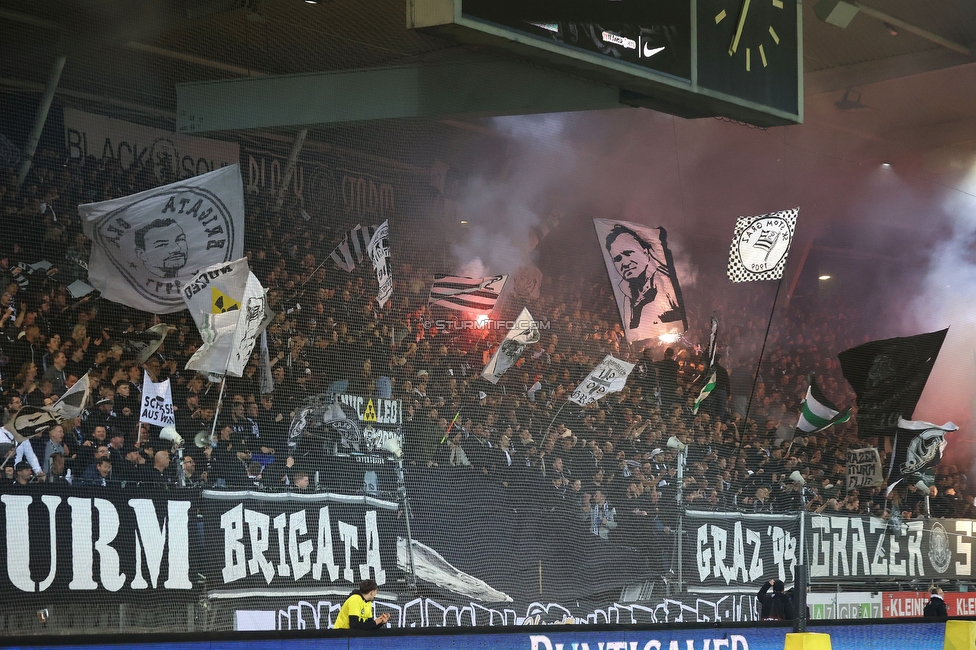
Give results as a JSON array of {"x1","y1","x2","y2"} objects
[
  {"x1": 692, "y1": 371, "x2": 717, "y2": 414},
  {"x1": 797, "y1": 373, "x2": 851, "y2": 434}
]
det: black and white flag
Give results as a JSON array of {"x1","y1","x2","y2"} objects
[
  {"x1": 368, "y1": 220, "x2": 392, "y2": 308},
  {"x1": 330, "y1": 224, "x2": 376, "y2": 273},
  {"x1": 727, "y1": 207, "x2": 798, "y2": 283},
  {"x1": 569, "y1": 355, "x2": 635, "y2": 406},
  {"x1": 79, "y1": 165, "x2": 244, "y2": 313},
  {"x1": 428, "y1": 275, "x2": 508, "y2": 313},
  {"x1": 482, "y1": 308, "x2": 540, "y2": 384},
  {"x1": 593, "y1": 219, "x2": 687, "y2": 343}
]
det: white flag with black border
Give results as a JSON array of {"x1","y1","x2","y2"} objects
[
  {"x1": 79, "y1": 165, "x2": 244, "y2": 313},
  {"x1": 482, "y1": 308, "x2": 540, "y2": 384},
  {"x1": 368, "y1": 220, "x2": 393, "y2": 308},
  {"x1": 569, "y1": 355, "x2": 635, "y2": 406}
]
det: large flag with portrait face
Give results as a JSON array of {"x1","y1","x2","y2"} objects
[
  {"x1": 593, "y1": 219, "x2": 687, "y2": 343},
  {"x1": 79, "y1": 165, "x2": 244, "y2": 313}
]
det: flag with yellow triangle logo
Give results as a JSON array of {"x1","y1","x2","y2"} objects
[
  {"x1": 182, "y1": 257, "x2": 267, "y2": 379},
  {"x1": 212, "y1": 287, "x2": 240, "y2": 313}
]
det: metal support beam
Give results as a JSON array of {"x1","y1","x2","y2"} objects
[
  {"x1": 17, "y1": 54, "x2": 66, "y2": 186},
  {"x1": 805, "y1": 49, "x2": 971, "y2": 97},
  {"x1": 275, "y1": 129, "x2": 307, "y2": 211},
  {"x1": 853, "y1": 2, "x2": 972, "y2": 56},
  {"x1": 176, "y1": 60, "x2": 622, "y2": 133}
]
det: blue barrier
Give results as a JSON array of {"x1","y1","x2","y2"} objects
[{"x1": 0, "y1": 621, "x2": 948, "y2": 650}]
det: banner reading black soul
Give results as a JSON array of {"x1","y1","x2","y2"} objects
[
  {"x1": 805, "y1": 513, "x2": 973, "y2": 581},
  {"x1": 0, "y1": 487, "x2": 400, "y2": 603},
  {"x1": 684, "y1": 511, "x2": 800, "y2": 593}
]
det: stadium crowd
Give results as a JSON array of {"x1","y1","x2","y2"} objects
[{"x1": 0, "y1": 148, "x2": 973, "y2": 544}]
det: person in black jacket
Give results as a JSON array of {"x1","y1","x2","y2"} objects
[
  {"x1": 757, "y1": 579, "x2": 794, "y2": 620},
  {"x1": 924, "y1": 587, "x2": 948, "y2": 617}
]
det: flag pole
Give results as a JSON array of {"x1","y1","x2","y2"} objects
[{"x1": 744, "y1": 277, "x2": 784, "y2": 425}]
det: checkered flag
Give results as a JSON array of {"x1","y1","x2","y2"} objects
[{"x1": 727, "y1": 207, "x2": 798, "y2": 283}]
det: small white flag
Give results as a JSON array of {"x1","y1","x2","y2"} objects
[
  {"x1": 368, "y1": 220, "x2": 393, "y2": 308},
  {"x1": 569, "y1": 355, "x2": 635, "y2": 407},
  {"x1": 482, "y1": 308, "x2": 540, "y2": 384},
  {"x1": 140, "y1": 375, "x2": 175, "y2": 427},
  {"x1": 259, "y1": 330, "x2": 274, "y2": 395},
  {"x1": 48, "y1": 373, "x2": 91, "y2": 421}
]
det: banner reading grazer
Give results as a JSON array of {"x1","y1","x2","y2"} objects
[
  {"x1": 593, "y1": 219, "x2": 687, "y2": 343},
  {"x1": 685, "y1": 511, "x2": 799, "y2": 593},
  {"x1": 805, "y1": 513, "x2": 971, "y2": 581}
]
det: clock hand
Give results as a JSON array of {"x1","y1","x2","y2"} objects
[{"x1": 729, "y1": 0, "x2": 752, "y2": 56}]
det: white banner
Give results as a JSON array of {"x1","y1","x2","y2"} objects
[
  {"x1": 593, "y1": 219, "x2": 687, "y2": 343},
  {"x1": 140, "y1": 376, "x2": 175, "y2": 427},
  {"x1": 482, "y1": 308, "x2": 540, "y2": 385},
  {"x1": 846, "y1": 447, "x2": 884, "y2": 490},
  {"x1": 368, "y1": 220, "x2": 392, "y2": 308},
  {"x1": 80, "y1": 165, "x2": 245, "y2": 313},
  {"x1": 569, "y1": 355, "x2": 635, "y2": 407},
  {"x1": 183, "y1": 258, "x2": 266, "y2": 377},
  {"x1": 64, "y1": 108, "x2": 239, "y2": 181}
]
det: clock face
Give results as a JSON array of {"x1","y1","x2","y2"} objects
[{"x1": 697, "y1": 0, "x2": 799, "y2": 115}]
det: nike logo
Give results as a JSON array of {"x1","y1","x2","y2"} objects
[{"x1": 643, "y1": 44, "x2": 665, "y2": 58}]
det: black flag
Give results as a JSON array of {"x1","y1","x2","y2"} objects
[{"x1": 838, "y1": 328, "x2": 947, "y2": 438}]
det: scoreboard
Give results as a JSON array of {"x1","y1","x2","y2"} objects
[{"x1": 409, "y1": 0, "x2": 801, "y2": 126}]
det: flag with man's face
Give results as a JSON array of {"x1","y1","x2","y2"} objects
[
  {"x1": 593, "y1": 219, "x2": 687, "y2": 344},
  {"x1": 79, "y1": 165, "x2": 244, "y2": 313}
]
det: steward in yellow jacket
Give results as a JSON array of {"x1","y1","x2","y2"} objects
[{"x1": 334, "y1": 579, "x2": 391, "y2": 630}]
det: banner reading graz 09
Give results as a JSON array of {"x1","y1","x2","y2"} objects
[
  {"x1": 805, "y1": 513, "x2": 976, "y2": 581},
  {"x1": 0, "y1": 486, "x2": 198, "y2": 602},
  {"x1": 685, "y1": 511, "x2": 800, "y2": 593},
  {"x1": 200, "y1": 490, "x2": 400, "y2": 592}
]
